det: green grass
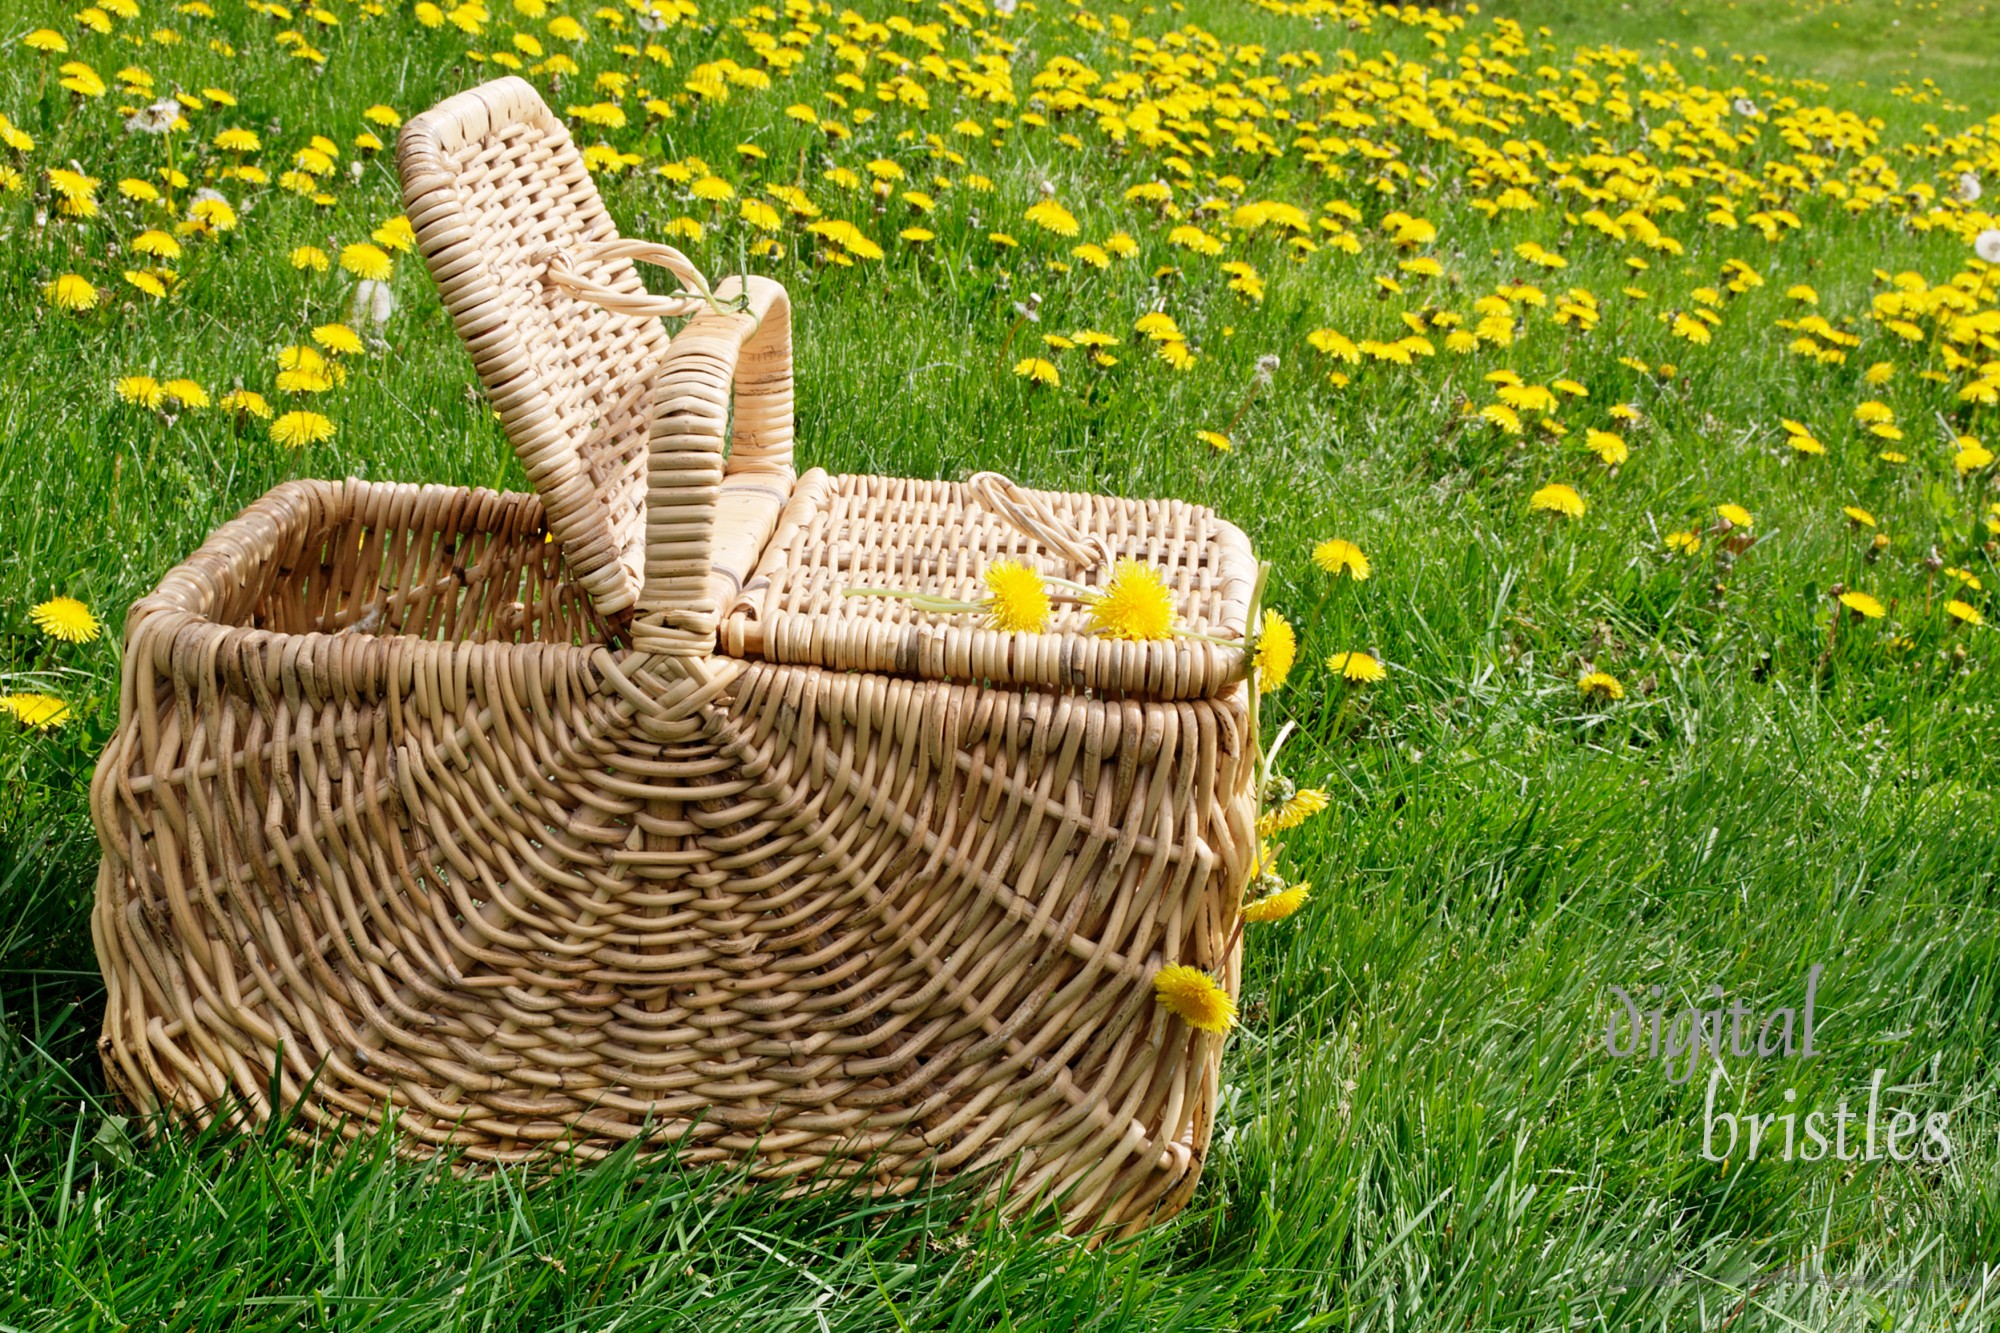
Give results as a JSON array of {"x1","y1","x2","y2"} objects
[{"x1": 4, "y1": 0, "x2": 2000, "y2": 1326}]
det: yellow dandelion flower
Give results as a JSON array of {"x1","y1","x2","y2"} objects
[
  {"x1": 1259, "y1": 788, "x2": 1328, "y2": 837},
  {"x1": 1012, "y1": 357, "x2": 1059, "y2": 387},
  {"x1": 0, "y1": 694, "x2": 71, "y2": 729},
  {"x1": 1312, "y1": 538, "x2": 1370, "y2": 580},
  {"x1": 275, "y1": 366, "x2": 334, "y2": 394},
  {"x1": 1197, "y1": 429, "x2": 1231, "y2": 452},
  {"x1": 270, "y1": 410, "x2": 334, "y2": 447},
  {"x1": 44, "y1": 274, "x2": 98, "y2": 312},
  {"x1": 1665, "y1": 530, "x2": 1702, "y2": 555},
  {"x1": 339, "y1": 243, "x2": 392, "y2": 281},
  {"x1": 1242, "y1": 883, "x2": 1310, "y2": 925},
  {"x1": 1946, "y1": 600, "x2": 1985, "y2": 626},
  {"x1": 1669, "y1": 311, "x2": 1710, "y2": 345},
  {"x1": 189, "y1": 197, "x2": 237, "y2": 232},
  {"x1": 1327, "y1": 651, "x2": 1386, "y2": 683},
  {"x1": 690, "y1": 175, "x2": 734, "y2": 202},
  {"x1": 213, "y1": 128, "x2": 261, "y2": 152},
  {"x1": 24, "y1": 29, "x2": 70, "y2": 54},
  {"x1": 1839, "y1": 591, "x2": 1886, "y2": 619},
  {"x1": 123, "y1": 270, "x2": 167, "y2": 299},
  {"x1": 1253, "y1": 609, "x2": 1297, "y2": 691},
  {"x1": 1584, "y1": 428, "x2": 1628, "y2": 465},
  {"x1": 1843, "y1": 506, "x2": 1876, "y2": 528},
  {"x1": 162, "y1": 379, "x2": 208, "y2": 408},
  {"x1": 1087, "y1": 559, "x2": 1177, "y2": 641},
  {"x1": 313, "y1": 323, "x2": 365, "y2": 355},
  {"x1": 1579, "y1": 670, "x2": 1624, "y2": 700},
  {"x1": 1716, "y1": 503, "x2": 1753, "y2": 528},
  {"x1": 1152, "y1": 964, "x2": 1236, "y2": 1034},
  {"x1": 116, "y1": 375, "x2": 166, "y2": 409},
  {"x1": 220, "y1": 390, "x2": 272, "y2": 419},
  {"x1": 371, "y1": 216, "x2": 416, "y2": 252},
  {"x1": 981, "y1": 559, "x2": 1051, "y2": 633},
  {"x1": 1023, "y1": 199, "x2": 1079, "y2": 236},
  {"x1": 130, "y1": 229, "x2": 180, "y2": 259},
  {"x1": 291, "y1": 246, "x2": 331, "y2": 272},
  {"x1": 30, "y1": 596, "x2": 100, "y2": 643},
  {"x1": 1954, "y1": 439, "x2": 1994, "y2": 475},
  {"x1": 1530, "y1": 483, "x2": 1585, "y2": 519}
]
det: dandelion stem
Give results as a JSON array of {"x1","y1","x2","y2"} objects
[
  {"x1": 843, "y1": 587, "x2": 984, "y2": 616},
  {"x1": 998, "y1": 312, "x2": 1028, "y2": 369}
]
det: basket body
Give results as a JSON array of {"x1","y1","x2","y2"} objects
[{"x1": 93, "y1": 478, "x2": 1256, "y2": 1233}]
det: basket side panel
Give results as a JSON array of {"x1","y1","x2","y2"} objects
[
  {"x1": 92, "y1": 481, "x2": 617, "y2": 1137},
  {"x1": 94, "y1": 633, "x2": 1253, "y2": 1235}
]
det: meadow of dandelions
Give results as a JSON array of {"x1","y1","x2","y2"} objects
[{"x1": 6, "y1": 0, "x2": 2000, "y2": 1043}]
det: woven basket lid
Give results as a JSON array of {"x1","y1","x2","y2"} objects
[
  {"x1": 398, "y1": 77, "x2": 667, "y2": 619},
  {"x1": 718, "y1": 471, "x2": 1256, "y2": 701}
]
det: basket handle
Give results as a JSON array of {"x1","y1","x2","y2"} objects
[
  {"x1": 966, "y1": 471, "x2": 1109, "y2": 572},
  {"x1": 630, "y1": 272, "x2": 794, "y2": 656},
  {"x1": 537, "y1": 237, "x2": 713, "y2": 320}
]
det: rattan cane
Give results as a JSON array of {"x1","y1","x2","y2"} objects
[{"x1": 91, "y1": 78, "x2": 1258, "y2": 1236}]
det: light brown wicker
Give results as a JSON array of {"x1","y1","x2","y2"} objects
[{"x1": 90, "y1": 77, "x2": 1258, "y2": 1236}]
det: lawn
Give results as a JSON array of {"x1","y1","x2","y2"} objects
[{"x1": 3, "y1": 0, "x2": 2000, "y2": 1326}]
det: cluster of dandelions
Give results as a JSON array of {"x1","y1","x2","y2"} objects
[
  {"x1": 846, "y1": 554, "x2": 1292, "y2": 657},
  {"x1": 847, "y1": 551, "x2": 1331, "y2": 1038},
  {"x1": 3, "y1": 595, "x2": 102, "y2": 730}
]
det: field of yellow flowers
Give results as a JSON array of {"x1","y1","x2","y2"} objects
[{"x1": 5, "y1": 0, "x2": 2000, "y2": 1325}]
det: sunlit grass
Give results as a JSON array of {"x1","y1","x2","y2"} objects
[{"x1": 4, "y1": 0, "x2": 2000, "y2": 1325}]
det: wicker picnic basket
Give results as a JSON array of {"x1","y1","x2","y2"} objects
[{"x1": 89, "y1": 77, "x2": 1258, "y2": 1234}]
